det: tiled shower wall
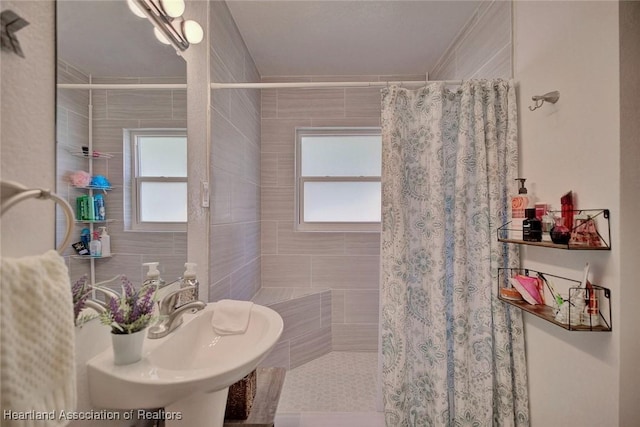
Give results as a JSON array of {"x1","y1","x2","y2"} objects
[
  {"x1": 56, "y1": 59, "x2": 188, "y2": 286},
  {"x1": 260, "y1": 75, "x2": 423, "y2": 351},
  {"x1": 207, "y1": 1, "x2": 262, "y2": 303}
]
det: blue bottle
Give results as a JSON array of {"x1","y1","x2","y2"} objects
[
  {"x1": 80, "y1": 228, "x2": 91, "y2": 248},
  {"x1": 94, "y1": 194, "x2": 106, "y2": 221}
]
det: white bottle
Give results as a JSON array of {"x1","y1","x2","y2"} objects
[
  {"x1": 142, "y1": 262, "x2": 165, "y2": 288},
  {"x1": 98, "y1": 226, "x2": 111, "y2": 257},
  {"x1": 89, "y1": 231, "x2": 102, "y2": 257}
]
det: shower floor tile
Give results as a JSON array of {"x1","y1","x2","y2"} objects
[
  {"x1": 274, "y1": 412, "x2": 385, "y2": 427},
  {"x1": 276, "y1": 351, "x2": 380, "y2": 413}
]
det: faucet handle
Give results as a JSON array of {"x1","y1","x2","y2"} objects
[{"x1": 158, "y1": 286, "x2": 198, "y2": 315}]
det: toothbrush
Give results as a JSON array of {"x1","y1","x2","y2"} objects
[{"x1": 537, "y1": 272, "x2": 567, "y2": 307}]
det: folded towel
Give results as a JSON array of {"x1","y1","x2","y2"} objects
[
  {"x1": 1, "y1": 250, "x2": 77, "y2": 426},
  {"x1": 510, "y1": 275, "x2": 543, "y2": 305},
  {"x1": 212, "y1": 299, "x2": 254, "y2": 335}
]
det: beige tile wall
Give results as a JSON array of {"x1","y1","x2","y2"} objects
[
  {"x1": 56, "y1": 59, "x2": 188, "y2": 287},
  {"x1": 257, "y1": 288, "x2": 332, "y2": 369},
  {"x1": 260, "y1": 74, "x2": 421, "y2": 351},
  {"x1": 207, "y1": 1, "x2": 262, "y2": 302}
]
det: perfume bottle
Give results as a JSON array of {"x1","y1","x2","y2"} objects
[
  {"x1": 550, "y1": 217, "x2": 571, "y2": 244},
  {"x1": 523, "y1": 208, "x2": 542, "y2": 242}
]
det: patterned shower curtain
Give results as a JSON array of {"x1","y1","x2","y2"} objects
[{"x1": 380, "y1": 80, "x2": 529, "y2": 426}]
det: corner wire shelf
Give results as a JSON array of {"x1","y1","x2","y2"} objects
[
  {"x1": 62, "y1": 145, "x2": 115, "y2": 159},
  {"x1": 75, "y1": 219, "x2": 116, "y2": 225},
  {"x1": 71, "y1": 254, "x2": 114, "y2": 260},
  {"x1": 497, "y1": 208, "x2": 611, "y2": 250},
  {"x1": 498, "y1": 267, "x2": 612, "y2": 332},
  {"x1": 72, "y1": 185, "x2": 114, "y2": 191}
]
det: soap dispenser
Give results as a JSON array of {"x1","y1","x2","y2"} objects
[
  {"x1": 98, "y1": 226, "x2": 111, "y2": 257},
  {"x1": 142, "y1": 262, "x2": 165, "y2": 289},
  {"x1": 178, "y1": 262, "x2": 199, "y2": 305},
  {"x1": 510, "y1": 178, "x2": 530, "y2": 240}
]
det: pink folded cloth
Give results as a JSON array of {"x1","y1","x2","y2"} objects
[
  {"x1": 211, "y1": 299, "x2": 254, "y2": 335},
  {"x1": 510, "y1": 275, "x2": 543, "y2": 305}
]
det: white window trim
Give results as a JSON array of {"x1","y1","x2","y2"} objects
[
  {"x1": 295, "y1": 127, "x2": 382, "y2": 233},
  {"x1": 124, "y1": 128, "x2": 187, "y2": 233}
]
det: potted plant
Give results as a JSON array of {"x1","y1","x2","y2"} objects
[{"x1": 100, "y1": 276, "x2": 157, "y2": 365}]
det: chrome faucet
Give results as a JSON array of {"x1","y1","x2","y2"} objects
[
  {"x1": 82, "y1": 286, "x2": 122, "y2": 314},
  {"x1": 147, "y1": 286, "x2": 206, "y2": 339}
]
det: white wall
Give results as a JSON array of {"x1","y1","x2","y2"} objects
[
  {"x1": 514, "y1": 2, "x2": 622, "y2": 426},
  {"x1": 0, "y1": 0, "x2": 56, "y2": 257},
  {"x1": 617, "y1": 1, "x2": 640, "y2": 425}
]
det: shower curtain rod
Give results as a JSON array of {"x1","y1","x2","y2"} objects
[
  {"x1": 209, "y1": 80, "x2": 463, "y2": 89},
  {"x1": 57, "y1": 83, "x2": 187, "y2": 89},
  {"x1": 57, "y1": 79, "x2": 464, "y2": 90}
]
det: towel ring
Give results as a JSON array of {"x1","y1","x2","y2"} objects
[{"x1": 1, "y1": 180, "x2": 74, "y2": 254}]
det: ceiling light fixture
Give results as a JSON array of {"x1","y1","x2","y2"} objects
[
  {"x1": 126, "y1": 0, "x2": 147, "y2": 18},
  {"x1": 182, "y1": 20, "x2": 204, "y2": 44},
  {"x1": 130, "y1": 0, "x2": 203, "y2": 52},
  {"x1": 159, "y1": 0, "x2": 185, "y2": 18},
  {"x1": 153, "y1": 27, "x2": 171, "y2": 45}
]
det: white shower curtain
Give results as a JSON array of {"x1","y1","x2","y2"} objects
[{"x1": 380, "y1": 80, "x2": 529, "y2": 426}]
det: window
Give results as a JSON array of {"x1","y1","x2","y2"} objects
[
  {"x1": 296, "y1": 128, "x2": 382, "y2": 232},
  {"x1": 125, "y1": 129, "x2": 187, "y2": 232}
]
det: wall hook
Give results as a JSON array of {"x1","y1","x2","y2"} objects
[{"x1": 528, "y1": 91, "x2": 560, "y2": 111}]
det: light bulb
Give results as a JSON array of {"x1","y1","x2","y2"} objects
[
  {"x1": 182, "y1": 20, "x2": 204, "y2": 44},
  {"x1": 159, "y1": 0, "x2": 185, "y2": 18},
  {"x1": 153, "y1": 27, "x2": 171, "y2": 45},
  {"x1": 126, "y1": 0, "x2": 147, "y2": 18}
]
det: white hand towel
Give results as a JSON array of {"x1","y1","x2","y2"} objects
[
  {"x1": 211, "y1": 299, "x2": 254, "y2": 335},
  {"x1": 1, "y1": 250, "x2": 77, "y2": 426}
]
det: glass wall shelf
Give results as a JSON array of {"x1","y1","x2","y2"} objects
[{"x1": 497, "y1": 209, "x2": 610, "y2": 250}]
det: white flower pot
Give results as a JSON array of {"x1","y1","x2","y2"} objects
[{"x1": 111, "y1": 329, "x2": 146, "y2": 365}]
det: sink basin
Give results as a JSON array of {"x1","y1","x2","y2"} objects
[{"x1": 87, "y1": 302, "x2": 283, "y2": 426}]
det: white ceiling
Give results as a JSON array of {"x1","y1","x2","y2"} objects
[
  {"x1": 226, "y1": 1, "x2": 481, "y2": 77},
  {"x1": 57, "y1": 0, "x2": 186, "y2": 78},
  {"x1": 56, "y1": 0, "x2": 480, "y2": 79}
]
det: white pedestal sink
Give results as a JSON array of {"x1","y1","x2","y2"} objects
[{"x1": 87, "y1": 302, "x2": 283, "y2": 427}]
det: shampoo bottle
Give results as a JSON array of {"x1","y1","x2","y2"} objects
[
  {"x1": 98, "y1": 226, "x2": 111, "y2": 257},
  {"x1": 89, "y1": 231, "x2": 102, "y2": 257},
  {"x1": 94, "y1": 194, "x2": 106, "y2": 221},
  {"x1": 87, "y1": 195, "x2": 95, "y2": 221}
]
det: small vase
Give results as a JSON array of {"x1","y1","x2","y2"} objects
[
  {"x1": 111, "y1": 328, "x2": 146, "y2": 365},
  {"x1": 550, "y1": 217, "x2": 571, "y2": 244}
]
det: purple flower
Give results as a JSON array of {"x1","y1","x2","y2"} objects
[
  {"x1": 71, "y1": 275, "x2": 91, "y2": 323},
  {"x1": 100, "y1": 275, "x2": 158, "y2": 334}
]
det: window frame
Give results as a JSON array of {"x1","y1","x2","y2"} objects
[
  {"x1": 125, "y1": 128, "x2": 187, "y2": 232},
  {"x1": 295, "y1": 127, "x2": 382, "y2": 232}
]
